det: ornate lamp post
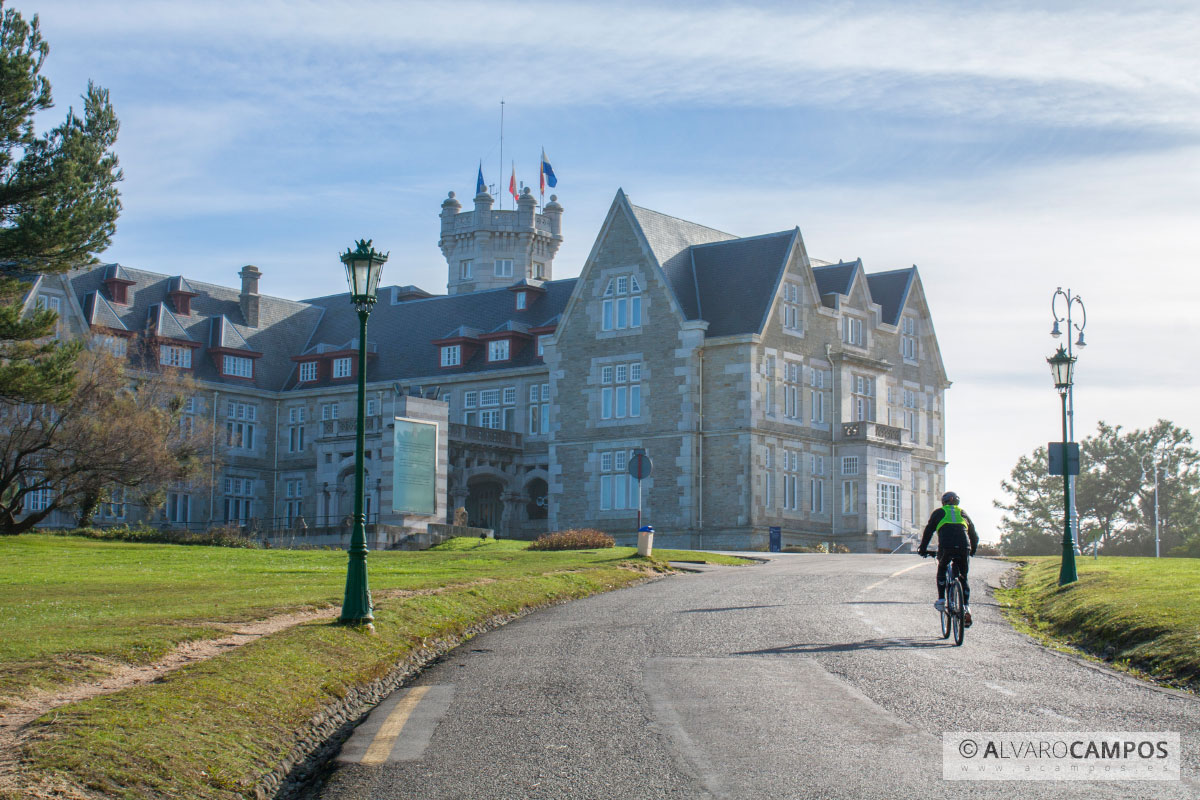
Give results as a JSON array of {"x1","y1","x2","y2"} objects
[
  {"x1": 1051, "y1": 288, "x2": 1086, "y2": 553},
  {"x1": 1048, "y1": 346, "x2": 1078, "y2": 586},
  {"x1": 339, "y1": 239, "x2": 388, "y2": 625}
]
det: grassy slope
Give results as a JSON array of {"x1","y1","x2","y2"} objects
[
  {"x1": 997, "y1": 556, "x2": 1200, "y2": 689},
  {"x1": 1, "y1": 535, "x2": 748, "y2": 799},
  {"x1": 0, "y1": 535, "x2": 739, "y2": 700}
]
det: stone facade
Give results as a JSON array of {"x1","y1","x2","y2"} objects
[{"x1": 19, "y1": 186, "x2": 948, "y2": 551}]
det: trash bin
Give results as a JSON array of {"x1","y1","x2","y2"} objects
[{"x1": 637, "y1": 525, "x2": 654, "y2": 557}]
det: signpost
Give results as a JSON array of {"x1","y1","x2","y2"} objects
[
  {"x1": 1048, "y1": 442, "x2": 1080, "y2": 476},
  {"x1": 627, "y1": 448, "x2": 653, "y2": 534}
]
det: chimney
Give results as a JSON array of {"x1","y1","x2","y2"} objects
[{"x1": 239, "y1": 265, "x2": 261, "y2": 327}]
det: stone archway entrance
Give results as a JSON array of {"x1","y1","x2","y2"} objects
[{"x1": 466, "y1": 478, "x2": 504, "y2": 530}]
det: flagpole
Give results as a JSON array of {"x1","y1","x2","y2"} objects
[
  {"x1": 499, "y1": 100, "x2": 504, "y2": 210},
  {"x1": 539, "y1": 146, "x2": 545, "y2": 208}
]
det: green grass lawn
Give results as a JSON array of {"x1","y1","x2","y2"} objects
[
  {"x1": 0, "y1": 534, "x2": 749, "y2": 799},
  {"x1": 0, "y1": 535, "x2": 743, "y2": 702},
  {"x1": 997, "y1": 556, "x2": 1200, "y2": 689}
]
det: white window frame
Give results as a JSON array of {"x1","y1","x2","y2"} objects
[
  {"x1": 494, "y1": 259, "x2": 514, "y2": 278},
  {"x1": 515, "y1": 292, "x2": 527, "y2": 310},
  {"x1": 841, "y1": 456, "x2": 859, "y2": 475},
  {"x1": 601, "y1": 274, "x2": 644, "y2": 332},
  {"x1": 332, "y1": 357, "x2": 352, "y2": 379},
  {"x1": 488, "y1": 339, "x2": 510, "y2": 362},
  {"x1": 843, "y1": 316, "x2": 864, "y2": 346},
  {"x1": 599, "y1": 449, "x2": 635, "y2": 511},
  {"x1": 223, "y1": 355, "x2": 253, "y2": 378},
  {"x1": 841, "y1": 480, "x2": 858, "y2": 515},
  {"x1": 298, "y1": 361, "x2": 318, "y2": 382},
  {"x1": 322, "y1": 402, "x2": 339, "y2": 420},
  {"x1": 600, "y1": 361, "x2": 642, "y2": 420},
  {"x1": 160, "y1": 345, "x2": 192, "y2": 368},
  {"x1": 460, "y1": 259, "x2": 472, "y2": 279},
  {"x1": 877, "y1": 482, "x2": 902, "y2": 523},
  {"x1": 440, "y1": 345, "x2": 461, "y2": 367},
  {"x1": 479, "y1": 389, "x2": 500, "y2": 407}
]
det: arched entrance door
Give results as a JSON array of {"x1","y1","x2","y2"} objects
[{"x1": 466, "y1": 478, "x2": 504, "y2": 530}]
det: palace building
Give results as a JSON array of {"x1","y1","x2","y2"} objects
[{"x1": 21, "y1": 184, "x2": 949, "y2": 551}]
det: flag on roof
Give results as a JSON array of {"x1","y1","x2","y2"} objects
[
  {"x1": 540, "y1": 148, "x2": 557, "y2": 191},
  {"x1": 476, "y1": 163, "x2": 485, "y2": 194},
  {"x1": 509, "y1": 163, "x2": 519, "y2": 203}
]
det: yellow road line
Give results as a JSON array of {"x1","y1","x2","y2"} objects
[
  {"x1": 862, "y1": 562, "x2": 927, "y2": 594},
  {"x1": 361, "y1": 685, "x2": 432, "y2": 766}
]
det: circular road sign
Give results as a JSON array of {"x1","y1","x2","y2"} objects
[{"x1": 627, "y1": 450, "x2": 653, "y2": 480}]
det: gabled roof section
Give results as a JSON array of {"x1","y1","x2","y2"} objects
[
  {"x1": 437, "y1": 325, "x2": 482, "y2": 340},
  {"x1": 103, "y1": 264, "x2": 135, "y2": 283},
  {"x1": 690, "y1": 229, "x2": 797, "y2": 337},
  {"x1": 626, "y1": 201, "x2": 737, "y2": 320},
  {"x1": 209, "y1": 315, "x2": 254, "y2": 351},
  {"x1": 488, "y1": 320, "x2": 531, "y2": 335},
  {"x1": 813, "y1": 260, "x2": 860, "y2": 299},
  {"x1": 83, "y1": 291, "x2": 129, "y2": 331},
  {"x1": 147, "y1": 302, "x2": 192, "y2": 342},
  {"x1": 865, "y1": 268, "x2": 916, "y2": 326},
  {"x1": 167, "y1": 275, "x2": 198, "y2": 295}
]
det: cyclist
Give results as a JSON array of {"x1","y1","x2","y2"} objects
[{"x1": 918, "y1": 491, "x2": 979, "y2": 626}]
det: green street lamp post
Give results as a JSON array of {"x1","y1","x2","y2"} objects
[
  {"x1": 1047, "y1": 345, "x2": 1078, "y2": 586},
  {"x1": 339, "y1": 239, "x2": 388, "y2": 625}
]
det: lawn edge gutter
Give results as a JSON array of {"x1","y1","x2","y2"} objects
[
  {"x1": 993, "y1": 561, "x2": 1197, "y2": 699},
  {"x1": 267, "y1": 571, "x2": 665, "y2": 800}
]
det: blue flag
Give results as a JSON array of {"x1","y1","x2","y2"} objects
[
  {"x1": 540, "y1": 149, "x2": 557, "y2": 190},
  {"x1": 476, "y1": 163, "x2": 485, "y2": 194}
]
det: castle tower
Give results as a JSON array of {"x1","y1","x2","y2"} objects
[{"x1": 439, "y1": 186, "x2": 564, "y2": 295}]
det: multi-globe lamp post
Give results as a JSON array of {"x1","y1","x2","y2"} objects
[
  {"x1": 339, "y1": 239, "x2": 388, "y2": 626},
  {"x1": 1047, "y1": 346, "x2": 1078, "y2": 586},
  {"x1": 1051, "y1": 288, "x2": 1086, "y2": 554}
]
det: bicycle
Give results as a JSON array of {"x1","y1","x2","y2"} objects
[{"x1": 923, "y1": 550, "x2": 966, "y2": 646}]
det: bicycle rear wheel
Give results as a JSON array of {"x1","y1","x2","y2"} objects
[
  {"x1": 939, "y1": 593, "x2": 952, "y2": 639},
  {"x1": 948, "y1": 579, "x2": 965, "y2": 646}
]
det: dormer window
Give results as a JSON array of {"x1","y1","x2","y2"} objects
[
  {"x1": 515, "y1": 291, "x2": 527, "y2": 311},
  {"x1": 160, "y1": 345, "x2": 192, "y2": 368},
  {"x1": 440, "y1": 345, "x2": 462, "y2": 367},
  {"x1": 332, "y1": 357, "x2": 352, "y2": 379},
  {"x1": 223, "y1": 355, "x2": 253, "y2": 378},
  {"x1": 602, "y1": 274, "x2": 643, "y2": 331},
  {"x1": 488, "y1": 339, "x2": 510, "y2": 362},
  {"x1": 298, "y1": 361, "x2": 318, "y2": 382}
]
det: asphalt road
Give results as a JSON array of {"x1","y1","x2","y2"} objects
[{"x1": 316, "y1": 554, "x2": 1200, "y2": 799}]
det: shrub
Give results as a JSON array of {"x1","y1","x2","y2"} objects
[
  {"x1": 528, "y1": 528, "x2": 615, "y2": 551},
  {"x1": 48, "y1": 525, "x2": 259, "y2": 548},
  {"x1": 974, "y1": 543, "x2": 1002, "y2": 557}
]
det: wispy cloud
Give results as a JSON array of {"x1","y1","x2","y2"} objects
[{"x1": 37, "y1": 1, "x2": 1200, "y2": 130}]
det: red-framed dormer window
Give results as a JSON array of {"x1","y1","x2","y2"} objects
[
  {"x1": 223, "y1": 355, "x2": 254, "y2": 379},
  {"x1": 440, "y1": 345, "x2": 462, "y2": 367},
  {"x1": 487, "y1": 339, "x2": 510, "y2": 362},
  {"x1": 298, "y1": 361, "x2": 318, "y2": 382},
  {"x1": 515, "y1": 291, "x2": 527, "y2": 311},
  {"x1": 105, "y1": 277, "x2": 134, "y2": 305}
]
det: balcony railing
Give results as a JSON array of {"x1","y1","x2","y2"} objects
[
  {"x1": 319, "y1": 416, "x2": 381, "y2": 438},
  {"x1": 841, "y1": 421, "x2": 903, "y2": 445},
  {"x1": 449, "y1": 422, "x2": 523, "y2": 450}
]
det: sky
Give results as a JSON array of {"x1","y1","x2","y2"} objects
[{"x1": 21, "y1": 0, "x2": 1200, "y2": 542}]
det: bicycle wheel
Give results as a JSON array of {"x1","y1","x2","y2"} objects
[
  {"x1": 949, "y1": 579, "x2": 965, "y2": 646},
  {"x1": 939, "y1": 590, "x2": 952, "y2": 639}
]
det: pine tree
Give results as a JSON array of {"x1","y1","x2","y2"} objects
[{"x1": 0, "y1": 1, "x2": 122, "y2": 404}]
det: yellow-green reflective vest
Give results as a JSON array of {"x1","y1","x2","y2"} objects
[{"x1": 935, "y1": 505, "x2": 965, "y2": 530}]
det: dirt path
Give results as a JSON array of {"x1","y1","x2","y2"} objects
[{"x1": 0, "y1": 583, "x2": 487, "y2": 798}]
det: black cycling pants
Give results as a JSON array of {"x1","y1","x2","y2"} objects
[{"x1": 936, "y1": 548, "x2": 971, "y2": 603}]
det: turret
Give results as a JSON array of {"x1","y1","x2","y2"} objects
[{"x1": 438, "y1": 179, "x2": 564, "y2": 295}]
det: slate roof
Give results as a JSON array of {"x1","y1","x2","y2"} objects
[
  {"x1": 689, "y1": 230, "x2": 797, "y2": 337},
  {"x1": 627, "y1": 202, "x2": 736, "y2": 321},
  {"x1": 83, "y1": 291, "x2": 129, "y2": 331},
  {"x1": 209, "y1": 315, "x2": 255, "y2": 352},
  {"x1": 68, "y1": 265, "x2": 325, "y2": 390},
  {"x1": 297, "y1": 278, "x2": 577, "y2": 387},
  {"x1": 812, "y1": 260, "x2": 859, "y2": 298},
  {"x1": 865, "y1": 268, "x2": 916, "y2": 326}
]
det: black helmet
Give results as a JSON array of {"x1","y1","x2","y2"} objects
[{"x1": 941, "y1": 491, "x2": 960, "y2": 505}]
